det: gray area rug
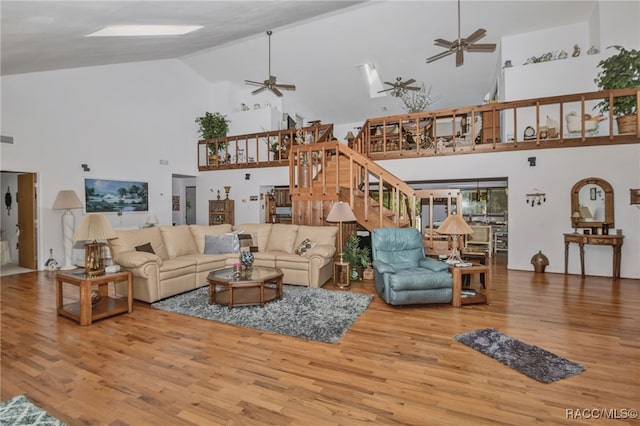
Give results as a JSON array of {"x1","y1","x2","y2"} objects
[
  {"x1": 0, "y1": 395, "x2": 66, "y2": 426},
  {"x1": 152, "y1": 285, "x2": 373, "y2": 343},
  {"x1": 455, "y1": 328, "x2": 585, "y2": 383}
]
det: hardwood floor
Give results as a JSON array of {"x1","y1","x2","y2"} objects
[{"x1": 2, "y1": 257, "x2": 639, "y2": 425}]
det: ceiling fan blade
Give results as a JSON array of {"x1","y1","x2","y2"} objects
[
  {"x1": 251, "y1": 87, "x2": 267, "y2": 95},
  {"x1": 378, "y1": 87, "x2": 395, "y2": 93},
  {"x1": 405, "y1": 86, "x2": 420, "y2": 91},
  {"x1": 245, "y1": 80, "x2": 264, "y2": 87},
  {"x1": 456, "y1": 49, "x2": 464, "y2": 67},
  {"x1": 404, "y1": 78, "x2": 416, "y2": 86},
  {"x1": 426, "y1": 49, "x2": 455, "y2": 63},
  {"x1": 270, "y1": 87, "x2": 283, "y2": 97},
  {"x1": 274, "y1": 83, "x2": 296, "y2": 91},
  {"x1": 465, "y1": 28, "x2": 487, "y2": 45},
  {"x1": 434, "y1": 38, "x2": 454, "y2": 48},
  {"x1": 467, "y1": 43, "x2": 497, "y2": 52}
]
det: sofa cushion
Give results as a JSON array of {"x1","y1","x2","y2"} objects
[
  {"x1": 294, "y1": 238, "x2": 317, "y2": 257},
  {"x1": 233, "y1": 224, "x2": 272, "y2": 252},
  {"x1": 294, "y1": 225, "x2": 337, "y2": 248},
  {"x1": 109, "y1": 227, "x2": 169, "y2": 260},
  {"x1": 237, "y1": 233, "x2": 258, "y2": 251},
  {"x1": 160, "y1": 225, "x2": 198, "y2": 259},
  {"x1": 204, "y1": 234, "x2": 239, "y2": 254},
  {"x1": 189, "y1": 224, "x2": 233, "y2": 254},
  {"x1": 266, "y1": 224, "x2": 299, "y2": 253},
  {"x1": 135, "y1": 242, "x2": 155, "y2": 254}
]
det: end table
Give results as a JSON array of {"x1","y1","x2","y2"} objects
[{"x1": 56, "y1": 270, "x2": 133, "y2": 325}]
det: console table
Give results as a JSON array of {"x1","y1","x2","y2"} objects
[{"x1": 563, "y1": 233, "x2": 624, "y2": 279}]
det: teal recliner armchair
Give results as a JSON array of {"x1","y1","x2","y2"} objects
[{"x1": 371, "y1": 228, "x2": 453, "y2": 305}]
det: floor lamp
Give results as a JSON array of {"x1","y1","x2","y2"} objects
[
  {"x1": 326, "y1": 201, "x2": 357, "y2": 263},
  {"x1": 52, "y1": 190, "x2": 84, "y2": 270},
  {"x1": 326, "y1": 201, "x2": 356, "y2": 289},
  {"x1": 436, "y1": 212, "x2": 473, "y2": 264}
]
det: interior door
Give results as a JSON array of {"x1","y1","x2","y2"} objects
[
  {"x1": 17, "y1": 173, "x2": 37, "y2": 269},
  {"x1": 185, "y1": 186, "x2": 196, "y2": 225}
]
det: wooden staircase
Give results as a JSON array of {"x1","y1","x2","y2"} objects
[{"x1": 288, "y1": 142, "x2": 417, "y2": 231}]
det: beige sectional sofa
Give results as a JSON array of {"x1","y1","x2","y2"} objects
[{"x1": 107, "y1": 223, "x2": 337, "y2": 303}]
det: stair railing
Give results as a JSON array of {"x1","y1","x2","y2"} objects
[{"x1": 289, "y1": 141, "x2": 419, "y2": 229}]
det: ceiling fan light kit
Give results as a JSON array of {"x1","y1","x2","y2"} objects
[
  {"x1": 245, "y1": 30, "x2": 296, "y2": 97},
  {"x1": 426, "y1": 0, "x2": 496, "y2": 67}
]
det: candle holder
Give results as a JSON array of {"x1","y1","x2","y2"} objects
[{"x1": 224, "y1": 186, "x2": 231, "y2": 200}]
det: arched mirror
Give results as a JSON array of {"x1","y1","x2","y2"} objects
[{"x1": 571, "y1": 177, "x2": 614, "y2": 229}]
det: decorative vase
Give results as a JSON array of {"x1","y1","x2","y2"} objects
[
  {"x1": 240, "y1": 251, "x2": 254, "y2": 269},
  {"x1": 530, "y1": 250, "x2": 549, "y2": 273},
  {"x1": 90, "y1": 290, "x2": 102, "y2": 306}
]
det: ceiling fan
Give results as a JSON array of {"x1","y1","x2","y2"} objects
[
  {"x1": 378, "y1": 77, "x2": 420, "y2": 97},
  {"x1": 245, "y1": 30, "x2": 296, "y2": 97},
  {"x1": 426, "y1": 0, "x2": 496, "y2": 67}
]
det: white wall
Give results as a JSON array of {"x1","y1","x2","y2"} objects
[
  {"x1": 378, "y1": 144, "x2": 640, "y2": 279},
  {"x1": 1, "y1": 59, "x2": 215, "y2": 268}
]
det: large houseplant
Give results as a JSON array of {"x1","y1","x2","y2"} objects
[
  {"x1": 195, "y1": 112, "x2": 230, "y2": 155},
  {"x1": 594, "y1": 45, "x2": 640, "y2": 133},
  {"x1": 342, "y1": 235, "x2": 371, "y2": 281}
]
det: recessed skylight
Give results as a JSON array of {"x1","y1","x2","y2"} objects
[{"x1": 86, "y1": 25, "x2": 203, "y2": 37}]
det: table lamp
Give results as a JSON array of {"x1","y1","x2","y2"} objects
[
  {"x1": 436, "y1": 212, "x2": 473, "y2": 264},
  {"x1": 72, "y1": 214, "x2": 116, "y2": 277},
  {"x1": 571, "y1": 211, "x2": 581, "y2": 233},
  {"x1": 52, "y1": 190, "x2": 84, "y2": 270},
  {"x1": 144, "y1": 214, "x2": 159, "y2": 228},
  {"x1": 326, "y1": 201, "x2": 356, "y2": 263}
]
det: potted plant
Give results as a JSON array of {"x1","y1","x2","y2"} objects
[
  {"x1": 594, "y1": 45, "x2": 640, "y2": 134},
  {"x1": 195, "y1": 112, "x2": 230, "y2": 157},
  {"x1": 342, "y1": 235, "x2": 371, "y2": 281}
]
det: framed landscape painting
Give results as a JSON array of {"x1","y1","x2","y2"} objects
[{"x1": 84, "y1": 178, "x2": 149, "y2": 213}]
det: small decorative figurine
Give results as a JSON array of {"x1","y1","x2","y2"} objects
[
  {"x1": 587, "y1": 46, "x2": 599, "y2": 55},
  {"x1": 572, "y1": 44, "x2": 580, "y2": 57}
]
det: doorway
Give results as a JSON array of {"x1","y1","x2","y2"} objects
[
  {"x1": 0, "y1": 171, "x2": 38, "y2": 271},
  {"x1": 185, "y1": 186, "x2": 196, "y2": 225}
]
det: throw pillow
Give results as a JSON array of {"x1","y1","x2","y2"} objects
[
  {"x1": 237, "y1": 233, "x2": 253, "y2": 251},
  {"x1": 294, "y1": 238, "x2": 317, "y2": 257},
  {"x1": 135, "y1": 242, "x2": 155, "y2": 254},
  {"x1": 204, "y1": 234, "x2": 239, "y2": 254}
]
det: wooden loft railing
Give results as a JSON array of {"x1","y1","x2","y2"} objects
[
  {"x1": 287, "y1": 141, "x2": 419, "y2": 230},
  {"x1": 351, "y1": 88, "x2": 639, "y2": 160},
  {"x1": 197, "y1": 123, "x2": 333, "y2": 171}
]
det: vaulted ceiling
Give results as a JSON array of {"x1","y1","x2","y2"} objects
[{"x1": 1, "y1": 1, "x2": 599, "y2": 124}]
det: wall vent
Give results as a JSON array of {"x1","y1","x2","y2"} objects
[{"x1": 1, "y1": 135, "x2": 14, "y2": 144}]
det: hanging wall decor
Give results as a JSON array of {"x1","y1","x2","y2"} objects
[
  {"x1": 4, "y1": 187, "x2": 11, "y2": 215},
  {"x1": 526, "y1": 190, "x2": 546, "y2": 207}
]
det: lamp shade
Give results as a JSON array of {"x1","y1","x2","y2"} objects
[
  {"x1": 326, "y1": 201, "x2": 356, "y2": 223},
  {"x1": 145, "y1": 214, "x2": 159, "y2": 225},
  {"x1": 72, "y1": 214, "x2": 117, "y2": 241},
  {"x1": 52, "y1": 190, "x2": 83, "y2": 210},
  {"x1": 579, "y1": 206, "x2": 593, "y2": 219},
  {"x1": 437, "y1": 213, "x2": 473, "y2": 235}
]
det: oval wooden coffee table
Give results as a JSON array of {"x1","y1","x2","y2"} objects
[{"x1": 207, "y1": 266, "x2": 283, "y2": 309}]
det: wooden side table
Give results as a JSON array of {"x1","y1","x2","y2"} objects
[
  {"x1": 56, "y1": 270, "x2": 133, "y2": 325},
  {"x1": 449, "y1": 264, "x2": 491, "y2": 308}
]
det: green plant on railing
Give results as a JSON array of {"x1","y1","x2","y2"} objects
[
  {"x1": 594, "y1": 45, "x2": 640, "y2": 117},
  {"x1": 195, "y1": 111, "x2": 230, "y2": 155},
  {"x1": 342, "y1": 235, "x2": 371, "y2": 281}
]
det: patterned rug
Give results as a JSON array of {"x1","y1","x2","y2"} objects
[
  {"x1": 455, "y1": 328, "x2": 585, "y2": 383},
  {"x1": 152, "y1": 285, "x2": 373, "y2": 343},
  {"x1": 0, "y1": 395, "x2": 65, "y2": 425}
]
